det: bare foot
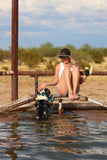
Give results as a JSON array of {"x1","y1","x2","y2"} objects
[
  {"x1": 73, "y1": 93, "x2": 80, "y2": 100},
  {"x1": 68, "y1": 95, "x2": 75, "y2": 100}
]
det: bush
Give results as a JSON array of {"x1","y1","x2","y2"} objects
[
  {"x1": 3, "y1": 50, "x2": 11, "y2": 59},
  {"x1": 18, "y1": 47, "x2": 44, "y2": 68},
  {"x1": 2, "y1": 66, "x2": 9, "y2": 71},
  {"x1": 39, "y1": 42, "x2": 59, "y2": 57},
  {"x1": 81, "y1": 43, "x2": 92, "y2": 51},
  {"x1": 90, "y1": 49, "x2": 104, "y2": 64},
  {"x1": 0, "y1": 43, "x2": 106, "y2": 69},
  {"x1": 71, "y1": 50, "x2": 92, "y2": 68},
  {"x1": 102, "y1": 48, "x2": 107, "y2": 57},
  {"x1": 46, "y1": 60, "x2": 55, "y2": 71},
  {"x1": 78, "y1": 60, "x2": 90, "y2": 69},
  {"x1": 64, "y1": 44, "x2": 76, "y2": 51},
  {"x1": 18, "y1": 47, "x2": 27, "y2": 63},
  {"x1": 0, "y1": 49, "x2": 4, "y2": 61}
]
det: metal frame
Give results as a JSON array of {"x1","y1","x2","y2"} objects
[{"x1": 12, "y1": 0, "x2": 18, "y2": 100}]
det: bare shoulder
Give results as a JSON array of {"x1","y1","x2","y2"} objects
[{"x1": 55, "y1": 63, "x2": 60, "y2": 70}]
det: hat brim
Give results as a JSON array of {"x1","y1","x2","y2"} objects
[{"x1": 58, "y1": 55, "x2": 69, "y2": 58}]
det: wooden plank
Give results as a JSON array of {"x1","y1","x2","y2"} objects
[
  {"x1": 0, "y1": 95, "x2": 36, "y2": 113},
  {"x1": 11, "y1": 103, "x2": 36, "y2": 112}
]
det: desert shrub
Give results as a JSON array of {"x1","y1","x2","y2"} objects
[
  {"x1": 26, "y1": 51, "x2": 43, "y2": 68},
  {"x1": 46, "y1": 58, "x2": 60, "y2": 71},
  {"x1": 0, "y1": 48, "x2": 10, "y2": 61},
  {"x1": 0, "y1": 49, "x2": 4, "y2": 61},
  {"x1": 18, "y1": 47, "x2": 27, "y2": 63},
  {"x1": 90, "y1": 49, "x2": 104, "y2": 64},
  {"x1": 0, "y1": 43, "x2": 106, "y2": 69},
  {"x1": 78, "y1": 60, "x2": 90, "y2": 69},
  {"x1": 3, "y1": 50, "x2": 11, "y2": 59},
  {"x1": 73, "y1": 50, "x2": 91, "y2": 61},
  {"x1": 64, "y1": 44, "x2": 76, "y2": 51},
  {"x1": 46, "y1": 60, "x2": 55, "y2": 71},
  {"x1": 102, "y1": 48, "x2": 107, "y2": 57},
  {"x1": 71, "y1": 50, "x2": 92, "y2": 66},
  {"x1": 2, "y1": 66, "x2": 9, "y2": 71},
  {"x1": 80, "y1": 43, "x2": 92, "y2": 51},
  {"x1": 94, "y1": 54, "x2": 104, "y2": 63},
  {"x1": 39, "y1": 42, "x2": 59, "y2": 57},
  {"x1": 18, "y1": 47, "x2": 44, "y2": 68}
]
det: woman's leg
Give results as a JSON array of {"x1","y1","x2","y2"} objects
[
  {"x1": 72, "y1": 66, "x2": 80, "y2": 99},
  {"x1": 57, "y1": 67, "x2": 74, "y2": 100}
]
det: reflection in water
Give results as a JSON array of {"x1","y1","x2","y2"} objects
[
  {"x1": 42, "y1": 113, "x2": 87, "y2": 154},
  {"x1": 0, "y1": 110, "x2": 107, "y2": 160},
  {"x1": 0, "y1": 113, "x2": 23, "y2": 160},
  {"x1": 5, "y1": 121, "x2": 24, "y2": 160},
  {"x1": 5, "y1": 121, "x2": 19, "y2": 160}
]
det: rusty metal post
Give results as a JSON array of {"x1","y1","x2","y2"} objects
[
  {"x1": 35, "y1": 75, "x2": 38, "y2": 97},
  {"x1": 11, "y1": 0, "x2": 18, "y2": 100}
]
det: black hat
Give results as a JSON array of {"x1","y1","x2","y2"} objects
[{"x1": 58, "y1": 48, "x2": 71, "y2": 58}]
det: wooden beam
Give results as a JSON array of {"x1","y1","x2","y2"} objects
[
  {"x1": 0, "y1": 95, "x2": 36, "y2": 113},
  {"x1": 0, "y1": 71, "x2": 107, "y2": 76}
]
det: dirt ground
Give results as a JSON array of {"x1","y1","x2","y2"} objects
[
  {"x1": 0, "y1": 58, "x2": 107, "y2": 105},
  {"x1": 0, "y1": 75, "x2": 107, "y2": 106}
]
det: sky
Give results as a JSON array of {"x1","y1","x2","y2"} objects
[{"x1": 0, "y1": 0, "x2": 107, "y2": 50}]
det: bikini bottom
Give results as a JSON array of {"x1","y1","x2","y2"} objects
[{"x1": 56, "y1": 86, "x2": 68, "y2": 97}]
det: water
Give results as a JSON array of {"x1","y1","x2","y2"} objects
[{"x1": 0, "y1": 110, "x2": 107, "y2": 160}]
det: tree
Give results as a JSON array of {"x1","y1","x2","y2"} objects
[
  {"x1": 81, "y1": 43, "x2": 92, "y2": 51},
  {"x1": 65, "y1": 44, "x2": 76, "y2": 51},
  {"x1": 39, "y1": 42, "x2": 58, "y2": 57}
]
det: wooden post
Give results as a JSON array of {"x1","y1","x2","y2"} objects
[{"x1": 11, "y1": 0, "x2": 18, "y2": 100}]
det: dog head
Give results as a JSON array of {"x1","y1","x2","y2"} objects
[{"x1": 39, "y1": 88, "x2": 51, "y2": 98}]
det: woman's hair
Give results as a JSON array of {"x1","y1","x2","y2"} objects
[
  {"x1": 70, "y1": 58, "x2": 78, "y2": 66},
  {"x1": 60, "y1": 55, "x2": 78, "y2": 66}
]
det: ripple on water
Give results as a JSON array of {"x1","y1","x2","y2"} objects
[{"x1": 0, "y1": 110, "x2": 107, "y2": 160}]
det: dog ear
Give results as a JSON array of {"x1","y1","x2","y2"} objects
[{"x1": 45, "y1": 88, "x2": 51, "y2": 97}]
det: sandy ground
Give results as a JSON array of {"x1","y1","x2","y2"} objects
[{"x1": 0, "y1": 75, "x2": 107, "y2": 106}]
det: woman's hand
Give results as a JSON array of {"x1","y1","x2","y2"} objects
[
  {"x1": 80, "y1": 75, "x2": 87, "y2": 84},
  {"x1": 37, "y1": 83, "x2": 47, "y2": 91}
]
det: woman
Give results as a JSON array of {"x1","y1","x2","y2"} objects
[{"x1": 38, "y1": 48, "x2": 85, "y2": 100}]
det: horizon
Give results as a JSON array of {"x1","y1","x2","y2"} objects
[{"x1": 1, "y1": 42, "x2": 107, "y2": 51}]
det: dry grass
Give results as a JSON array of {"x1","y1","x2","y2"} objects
[
  {"x1": 1, "y1": 57, "x2": 107, "y2": 71},
  {"x1": 89, "y1": 57, "x2": 107, "y2": 71}
]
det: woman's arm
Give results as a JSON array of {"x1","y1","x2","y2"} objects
[
  {"x1": 38, "y1": 64, "x2": 60, "y2": 90},
  {"x1": 80, "y1": 75, "x2": 87, "y2": 84}
]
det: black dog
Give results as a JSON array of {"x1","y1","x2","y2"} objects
[{"x1": 35, "y1": 88, "x2": 53, "y2": 120}]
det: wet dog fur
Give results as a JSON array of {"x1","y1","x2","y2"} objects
[{"x1": 35, "y1": 88, "x2": 53, "y2": 120}]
